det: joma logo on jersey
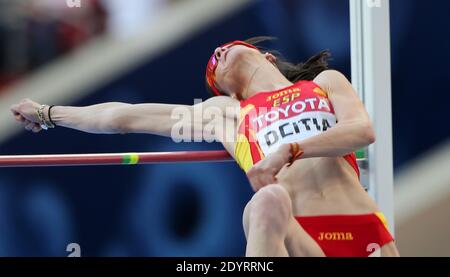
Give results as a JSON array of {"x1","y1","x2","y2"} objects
[
  {"x1": 318, "y1": 232, "x2": 354, "y2": 241},
  {"x1": 266, "y1": 88, "x2": 301, "y2": 102}
]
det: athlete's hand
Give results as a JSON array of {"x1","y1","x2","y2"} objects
[
  {"x1": 246, "y1": 144, "x2": 291, "y2": 191},
  {"x1": 10, "y1": 99, "x2": 43, "y2": 133}
]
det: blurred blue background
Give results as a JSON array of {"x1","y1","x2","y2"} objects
[{"x1": 0, "y1": 0, "x2": 448, "y2": 256}]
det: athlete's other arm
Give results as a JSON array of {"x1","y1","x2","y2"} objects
[
  {"x1": 10, "y1": 96, "x2": 237, "y2": 142},
  {"x1": 293, "y1": 69, "x2": 375, "y2": 158},
  {"x1": 247, "y1": 70, "x2": 374, "y2": 189}
]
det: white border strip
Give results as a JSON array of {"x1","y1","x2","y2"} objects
[{"x1": 350, "y1": 0, "x2": 395, "y2": 231}]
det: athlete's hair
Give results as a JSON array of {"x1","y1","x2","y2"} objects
[{"x1": 206, "y1": 36, "x2": 331, "y2": 97}]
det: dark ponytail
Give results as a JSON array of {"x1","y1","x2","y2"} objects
[{"x1": 244, "y1": 36, "x2": 331, "y2": 82}]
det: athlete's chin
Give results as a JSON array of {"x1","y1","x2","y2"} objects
[{"x1": 226, "y1": 48, "x2": 254, "y2": 66}]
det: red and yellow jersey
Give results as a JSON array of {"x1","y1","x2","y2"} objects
[{"x1": 234, "y1": 80, "x2": 359, "y2": 176}]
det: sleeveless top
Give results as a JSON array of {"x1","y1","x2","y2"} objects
[{"x1": 234, "y1": 80, "x2": 359, "y2": 177}]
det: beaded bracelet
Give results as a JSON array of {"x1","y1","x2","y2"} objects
[{"x1": 36, "y1": 105, "x2": 55, "y2": 130}]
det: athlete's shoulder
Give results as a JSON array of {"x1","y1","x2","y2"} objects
[
  {"x1": 203, "y1": 96, "x2": 240, "y2": 118},
  {"x1": 313, "y1": 70, "x2": 352, "y2": 95},
  {"x1": 204, "y1": 95, "x2": 239, "y2": 107},
  {"x1": 314, "y1": 70, "x2": 348, "y2": 84}
]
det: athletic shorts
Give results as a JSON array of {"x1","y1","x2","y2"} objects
[{"x1": 295, "y1": 212, "x2": 394, "y2": 257}]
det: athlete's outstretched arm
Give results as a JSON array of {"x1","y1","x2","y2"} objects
[{"x1": 10, "y1": 96, "x2": 238, "y2": 141}]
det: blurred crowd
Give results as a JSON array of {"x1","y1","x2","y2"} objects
[
  {"x1": 0, "y1": 0, "x2": 107, "y2": 90},
  {"x1": 0, "y1": 0, "x2": 172, "y2": 92}
]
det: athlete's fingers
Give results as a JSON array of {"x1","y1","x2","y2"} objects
[
  {"x1": 10, "y1": 104, "x2": 20, "y2": 115},
  {"x1": 15, "y1": 114, "x2": 26, "y2": 123},
  {"x1": 25, "y1": 121, "x2": 35, "y2": 131},
  {"x1": 264, "y1": 174, "x2": 276, "y2": 186},
  {"x1": 260, "y1": 174, "x2": 275, "y2": 188},
  {"x1": 254, "y1": 176, "x2": 264, "y2": 191},
  {"x1": 23, "y1": 119, "x2": 31, "y2": 126},
  {"x1": 247, "y1": 168, "x2": 261, "y2": 191},
  {"x1": 31, "y1": 124, "x2": 42, "y2": 133},
  {"x1": 249, "y1": 176, "x2": 261, "y2": 192}
]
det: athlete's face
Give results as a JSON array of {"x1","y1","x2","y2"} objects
[{"x1": 206, "y1": 41, "x2": 259, "y2": 96}]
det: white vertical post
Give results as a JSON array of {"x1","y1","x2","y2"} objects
[{"x1": 350, "y1": 0, "x2": 395, "y2": 232}]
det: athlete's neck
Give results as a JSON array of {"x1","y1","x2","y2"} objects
[{"x1": 241, "y1": 63, "x2": 293, "y2": 100}]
